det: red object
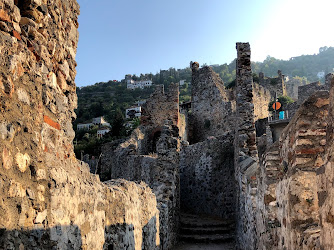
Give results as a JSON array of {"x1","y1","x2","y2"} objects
[
  {"x1": 272, "y1": 102, "x2": 281, "y2": 110},
  {"x1": 43, "y1": 115, "x2": 61, "y2": 130},
  {"x1": 12, "y1": 30, "x2": 21, "y2": 40}
]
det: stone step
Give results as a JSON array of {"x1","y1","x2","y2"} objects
[
  {"x1": 180, "y1": 213, "x2": 235, "y2": 228},
  {"x1": 180, "y1": 226, "x2": 232, "y2": 235},
  {"x1": 180, "y1": 219, "x2": 234, "y2": 228},
  {"x1": 179, "y1": 233, "x2": 235, "y2": 243}
]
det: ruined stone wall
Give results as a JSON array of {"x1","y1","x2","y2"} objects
[
  {"x1": 286, "y1": 77, "x2": 307, "y2": 100},
  {"x1": 141, "y1": 83, "x2": 179, "y2": 129},
  {"x1": 258, "y1": 71, "x2": 287, "y2": 98},
  {"x1": 0, "y1": 1, "x2": 161, "y2": 249},
  {"x1": 234, "y1": 43, "x2": 259, "y2": 249},
  {"x1": 190, "y1": 64, "x2": 235, "y2": 143},
  {"x1": 257, "y1": 90, "x2": 329, "y2": 249},
  {"x1": 317, "y1": 73, "x2": 334, "y2": 249},
  {"x1": 253, "y1": 83, "x2": 271, "y2": 121},
  {"x1": 298, "y1": 81, "x2": 329, "y2": 105},
  {"x1": 101, "y1": 83, "x2": 183, "y2": 249},
  {"x1": 140, "y1": 83, "x2": 180, "y2": 154},
  {"x1": 100, "y1": 123, "x2": 180, "y2": 249},
  {"x1": 179, "y1": 133, "x2": 235, "y2": 219}
]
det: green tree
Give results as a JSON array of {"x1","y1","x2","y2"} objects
[
  {"x1": 111, "y1": 108, "x2": 125, "y2": 136},
  {"x1": 268, "y1": 96, "x2": 294, "y2": 112}
]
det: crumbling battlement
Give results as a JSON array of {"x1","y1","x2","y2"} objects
[
  {"x1": 140, "y1": 83, "x2": 181, "y2": 154},
  {"x1": 100, "y1": 121, "x2": 180, "y2": 249},
  {"x1": 234, "y1": 42, "x2": 259, "y2": 249},
  {"x1": 257, "y1": 90, "x2": 329, "y2": 249},
  {"x1": 253, "y1": 82, "x2": 271, "y2": 121},
  {"x1": 298, "y1": 80, "x2": 330, "y2": 104},
  {"x1": 286, "y1": 77, "x2": 307, "y2": 100},
  {"x1": 141, "y1": 83, "x2": 179, "y2": 129},
  {"x1": 258, "y1": 71, "x2": 287, "y2": 98},
  {"x1": 234, "y1": 44, "x2": 334, "y2": 250},
  {"x1": 190, "y1": 64, "x2": 235, "y2": 143},
  {"x1": 0, "y1": 1, "x2": 161, "y2": 249}
]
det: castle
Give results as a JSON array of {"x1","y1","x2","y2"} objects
[{"x1": 0, "y1": 0, "x2": 334, "y2": 249}]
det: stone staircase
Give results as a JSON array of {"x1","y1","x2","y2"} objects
[
  {"x1": 178, "y1": 213, "x2": 235, "y2": 244},
  {"x1": 263, "y1": 143, "x2": 282, "y2": 182}
]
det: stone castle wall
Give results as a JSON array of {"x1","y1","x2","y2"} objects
[
  {"x1": 317, "y1": 73, "x2": 334, "y2": 249},
  {"x1": 258, "y1": 71, "x2": 287, "y2": 98},
  {"x1": 141, "y1": 83, "x2": 179, "y2": 129},
  {"x1": 234, "y1": 43, "x2": 259, "y2": 249},
  {"x1": 234, "y1": 44, "x2": 334, "y2": 250},
  {"x1": 0, "y1": 1, "x2": 161, "y2": 249},
  {"x1": 253, "y1": 82, "x2": 271, "y2": 121},
  {"x1": 190, "y1": 64, "x2": 235, "y2": 143},
  {"x1": 179, "y1": 133, "x2": 235, "y2": 219},
  {"x1": 100, "y1": 122, "x2": 180, "y2": 249},
  {"x1": 101, "y1": 83, "x2": 183, "y2": 249},
  {"x1": 298, "y1": 80, "x2": 329, "y2": 104},
  {"x1": 286, "y1": 77, "x2": 307, "y2": 100},
  {"x1": 257, "y1": 91, "x2": 329, "y2": 249}
]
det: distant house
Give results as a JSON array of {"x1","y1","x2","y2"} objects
[
  {"x1": 125, "y1": 74, "x2": 153, "y2": 90},
  {"x1": 92, "y1": 116, "x2": 111, "y2": 127},
  {"x1": 179, "y1": 80, "x2": 186, "y2": 86},
  {"x1": 77, "y1": 123, "x2": 93, "y2": 130},
  {"x1": 135, "y1": 100, "x2": 146, "y2": 106},
  {"x1": 317, "y1": 71, "x2": 325, "y2": 79},
  {"x1": 97, "y1": 127, "x2": 110, "y2": 139},
  {"x1": 126, "y1": 106, "x2": 142, "y2": 119},
  {"x1": 284, "y1": 75, "x2": 289, "y2": 82},
  {"x1": 77, "y1": 116, "x2": 110, "y2": 131}
]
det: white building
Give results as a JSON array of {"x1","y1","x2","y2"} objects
[
  {"x1": 77, "y1": 123, "x2": 93, "y2": 130},
  {"x1": 92, "y1": 117, "x2": 111, "y2": 127},
  {"x1": 179, "y1": 80, "x2": 186, "y2": 86},
  {"x1": 125, "y1": 74, "x2": 153, "y2": 89},
  {"x1": 77, "y1": 117, "x2": 110, "y2": 131},
  {"x1": 135, "y1": 100, "x2": 146, "y2": 106},
  {"x1": 127, "y1": 80, "x2": 152, "y2": 90},
  {"x1": 126, "y1": 106, "x2": 142, "y2": 119},
  {"x1": 97, "y1": 127, "x2": 111, "y2": 139},
  {"x1": 317, "y1": 71, "x2": 325, "y2": 79}
]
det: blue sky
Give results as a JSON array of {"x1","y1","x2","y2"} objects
[{"x1": 75, "y1": 0, "x2": 334, "y2": 87}]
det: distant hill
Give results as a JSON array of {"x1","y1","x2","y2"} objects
[{"x1": 252, "y1": 46, "x2": 334, "y2": 82}]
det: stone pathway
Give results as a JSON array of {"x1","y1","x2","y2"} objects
[{"x1": 175, "y1": 213, "x2": 236, "y2": 250}]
